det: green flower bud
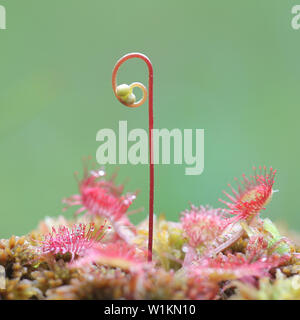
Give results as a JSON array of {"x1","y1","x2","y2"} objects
[
  {"x1": 125, "y1": 93, "x2": 136, "y2": 105},
  {"x1": 116, "y1": 84, "x2": 131, "y2": 97}
]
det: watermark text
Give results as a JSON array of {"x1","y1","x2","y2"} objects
[
  {"x1": 292, "y1": 5, "x2": 300, "y2": 30},
  {"x1": 0, "y1": 265, "x2": 5, "y2": 289},
  {"x1": 0, "y1": 4, "x2": 6, "y2": 30},
  {"x1": 96, "y1": 121, "x2": 204, "y2": 176}
]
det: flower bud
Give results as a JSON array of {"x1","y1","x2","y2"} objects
[
  {"x1": 116, "y1": 84, "x2": 131, "y2": 97},
  {"x1": 125, "y1": 93, "x2": 136, "y2": 105}
]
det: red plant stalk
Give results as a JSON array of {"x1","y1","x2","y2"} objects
[{"x1": 112, "y1": 53, "x2": 154, "y2": 261}]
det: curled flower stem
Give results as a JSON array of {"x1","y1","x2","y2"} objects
[{"x1": 112, "y1": 53, "x2": 154, "y2": 262}]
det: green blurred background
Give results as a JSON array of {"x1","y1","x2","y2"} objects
[{"x1": 0, "y1": 1, "x2": 299, "y2": 238}]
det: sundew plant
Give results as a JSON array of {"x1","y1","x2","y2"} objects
[{"x1": 0, "y1": 54, "x2": 299, "y2": 300}]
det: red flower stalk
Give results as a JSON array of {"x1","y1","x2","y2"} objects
[
  {"x1": 72, "y1": 241, "x2": 147, "y2": 271},
  {"x1": 40, "y1": 222, "x2": 108, "y2": 261},
  {"x1": 112, "y1": 53, "x2": 154, "y2": 262},
  {"x1": 181, "y1": 205, "x2": 226, "y2": 247},
  {"x1": 220, "y1": 166, "x2": 276, "y2": 224},
  {"x1": 63, "y1": 167, "x2": 137, "y2": 242}
]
